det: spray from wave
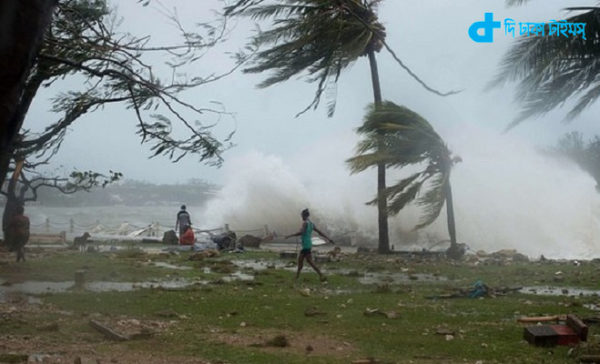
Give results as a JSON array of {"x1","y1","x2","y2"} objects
[{"x1": 200, "y1": 126, "x2": 600, "y2": 259}]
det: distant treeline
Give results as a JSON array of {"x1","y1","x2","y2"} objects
[
  {"x1": 25, "y1": 179, "x2": 219, "y2": 207},
  {"x1": 551, "y1": 132, "x2": 600, "y2": 191}
]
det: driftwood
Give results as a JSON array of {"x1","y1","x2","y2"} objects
[
  {"x1": 89, "y1": 320, "x2": 129, "y2": 341},
  {"x1": 579, "y1": 355, "x2": 600, "y2": 363},
  {"x1": 517, "y1": 315, "x2": 562, "y2": 323}
]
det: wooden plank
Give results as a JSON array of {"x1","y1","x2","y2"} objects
[
  {"x1": 517, "y1": 315, "x2": 560, "y2": 323},
  {"x1": 89, "y1": 320, "x2": 129, "y2": 341},
  {"x1": 567, "y1": 314, "x2": 588, "y2": 341}
]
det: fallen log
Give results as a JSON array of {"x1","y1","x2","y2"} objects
[
  {"x1": 517, "y1": 315, "x2": 562, "y2": 323},
  {"x1": 579, "y1": 355, "x2": 600, "y2": 363}
]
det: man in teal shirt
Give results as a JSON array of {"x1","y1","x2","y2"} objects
[{"x1": 286, "y1": 208, "x2": 334, "y2": 281}]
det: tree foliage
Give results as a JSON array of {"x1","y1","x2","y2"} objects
[
  {"x1": 551, "y1": 131, "x2": 600, "y2": 191},
  {"x1": 225, "y1": 0, "x2": 457, "y2": 117},
  {"x1": 13, "y1": 0, "x2": 241, "y2": 169},
  {"x1": 347, "y1": 101, "x2": 460, "y2": 229},
  {"x1": 2, "y1": 164, "x2": 122, "y2": 204}
]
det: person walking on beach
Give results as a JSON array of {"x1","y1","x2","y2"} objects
[
  {"x1": 285, "y1": 208, "x2": 334, "y2": 282},
  {"x1": 175, "y1": 205, "x2": 192, "y2": 243}
]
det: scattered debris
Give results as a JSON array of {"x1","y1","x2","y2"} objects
[
  {"x1": 37, "y1": 322, "x2": 59, "y2": 332},
  {"x1": 89, "y1": 319, "x2": 129, "y2": 341},
  {"x1": 211, "y1": 231, "x2": 237, "y2": 251},
  {"x1": 580, "y1": 355, "x2": 600, "y2": 363},
  {"x1": 469, "y1": 280, "x2": 488, "y2": 298},
  {"x1": 265, "y1": 334, "x2": 289, "y2": 347},
  {"x1": 327, "y1": 246, "x2": 342, "y2": 262},
  {"x1": 373, "y1": 283, "x2": 392, "y2": 294},
  {"x1": 162, "y1": 230, "x2": 178, "y2": 245},
  {"x1": 188, "y1": 249, "x2": 219, "y2": 260},
  {"x1": 435, "y1": 328, "x2": 455, "y2": 336},
  {"x1": 28, "y1": 354, "x2": 53, "y2": 363},
  {"x1": 74, "y1": 357, "x2": 100, "y2": 364},
  {"x1": 426, "y1": 283, "x2": 521, "y2": 299},
  {"x1": 351, "y1": 358, "x2": 381, "y2": 364},
  {"x1": 363, "y1": 308, "x2": 398, "y2": 319},
  {"x1": 523, "y1": 314, "x2": 588, "y2": 347},
  {"x1": 238, "y1": 234, "x2": 262, "y2": 248},
  {"x1": 304, "y1": 307, "x2": 327, "y2": 317},
  {"x1": 154, "y1": 309, "x2": 179, "y2": 318},
  {"x1": 0, "y1": 353, "x2": 29, "y2": 362},
  {"x1": 517, "y1": 315, "x2": 562, "y2": 324},
  {"x1": 299, "y1": 288, "x2": 311, "y2": 297}
]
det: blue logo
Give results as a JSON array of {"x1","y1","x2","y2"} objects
[
  {"x1": 469, "y1": 12, "x2": 587, "y2": 43},
  {"x1": 469, "y1": 12, "x2": 501, "y2": 43}
]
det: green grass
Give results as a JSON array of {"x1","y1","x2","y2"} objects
[{"x1": 1, "y1": 249, "x2": 599, "y2": 363}]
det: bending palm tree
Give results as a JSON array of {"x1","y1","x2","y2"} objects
[
  {"x1": 347, "y1": 102, "x2": 463, "y2": 258},
  {"x1": 225, "y1": 0, "x2": 457, "y2": 253},
  {"x1": 491, "y1": 2, "x2": 600, "y2": 128}
]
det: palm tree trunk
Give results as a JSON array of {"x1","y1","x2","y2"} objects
[
  {"x1": 444, "y1": 180, "x2": 464, "y2": 260},
  {"x1": 0, "y1": 0, "x2": 56, "y2": 189},
  {"x1": 367, "y1": 49, "x2": 390, "y2": 254},
  {"x1": 444, "y1": 181, "x2": 456, "y2": 248}
]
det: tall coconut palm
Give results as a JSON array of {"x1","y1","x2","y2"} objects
[
  {"x1": 347, "y1": 101, "x2": 463, "y2": 258},
  {"x1": 225, "y1": 0, "x2": 457, "y2": 253},
  {"x1": 490, "y1": 2, "x2": 600, "y2": 128}
]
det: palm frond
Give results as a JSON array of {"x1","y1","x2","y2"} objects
[
  {"x1": 414, "y1": 173, "x2": 448, "y2": 229},
  {"x1": 232, "y1": 0, "x2": 385, "y2": 117},
  {"x1": 346, "y1": 152, "x2": 396, "y2": 174},
  {"x1": 489, "y1": 8, "x2": 600, "y2": 127},
  {"x1": 387, "y1": 179, "x2": 424, "y2": 215},
  {"x1": 505, "y1": 0, "x2": 533, "y2": 6},
  {"x1": 385, "y1": 173, "x2": 423, "y2": 200},
  {"x1": 348, "y1": 101, "x2": 457, "y2": 230}
]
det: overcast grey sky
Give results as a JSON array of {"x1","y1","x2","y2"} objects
[
  {"x1": 24, "y1": 0, "x2": 600, "y2": 184},
  {"x1": 21, "y1": 0, "x2": 600, "y2": 257}
]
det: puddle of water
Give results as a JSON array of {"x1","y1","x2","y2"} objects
[
  {"x1": 358, "y1": 272, "x2": 447, "y2": 285},
  {"x1": 0, "y1": 279, "x2": 205, "y2": 297},
  {"x1": 232, "y1": 259, "x2": 449, "y2": 285},
  {"x1": 519, "y1": 286, "x2": 600, "y2": 297},
  {"x1": 1, "y1": 281, "x2": 74, "y2": 295},
  {"x1": 0, "y1": 290, "x2": 43, "y2": 304},
  {"x1": 584, "y1": 303, "x2": 600, "y2": 311},
  {"x1": 86, "y1": 279, "x2": 203, "y2": 292},
  {"x1": 222, "y1": 272, "x2": 255, "y2": 282},
  {"x1": 151, "y1": 262, "x2": 192, "y2": 270},
  {"x1": 232, "y1": 259, "x2": 290, "y2": 271}
]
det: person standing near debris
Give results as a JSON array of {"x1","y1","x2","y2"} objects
[
  {"x1": 5, "y1": 204, "x2": 30, "y2": 262},
  {"x1": 175, "y1": 205, "x2": 192, "y2": 243},
  {"x1": 285, "y1": 208, "x2": 334, "y2": 282}
]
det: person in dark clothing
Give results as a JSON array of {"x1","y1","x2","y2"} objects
[
  {"x1": 5, "y1": 204, "x2": 29, "y2": 262},
  {"x1": 175, "y1": 205, "x2": 192, "y2": 243}
]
